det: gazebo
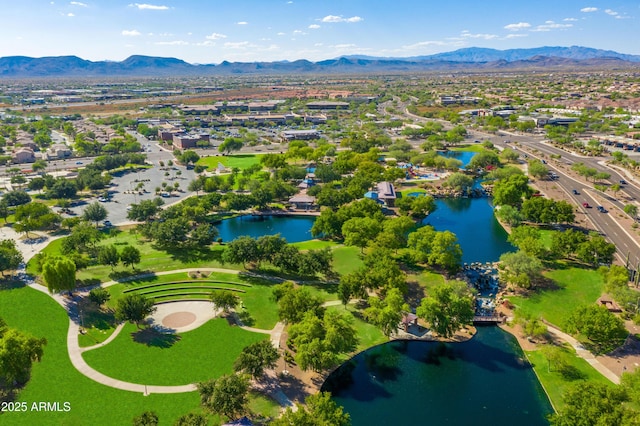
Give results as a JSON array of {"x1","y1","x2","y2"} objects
[{"x1": 288, "y1": 194, "x2": 316, "y2": 210}]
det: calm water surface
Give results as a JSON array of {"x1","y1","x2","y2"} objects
[
  {"x1": 424, "y1": 196, "x2": 515, "y2": 264},
  {"x1": 216, "y1": 215, "x2": 315, "y2": 243},
  {"x1": 324, "y1": 327, "x2": 553, "y2": 426}
]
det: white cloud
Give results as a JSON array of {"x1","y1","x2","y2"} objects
[
  {"x1": 224, "y1": 41, "x2": 254, "y2": 49},
  {"x1": 70, "y1": 1, "x2": 87, "y2": 6},
  {"x1": 308, "y1": 24, "x2": 320, "y2": 29},
  {"x1": 461, "y1": 30, "x2": 498, "y2": 40},
  {"x1": 277, "y1": 32, "x2": 286, "y2": 36},
  {"x1": 155, "y1": 40, "x2": 189, "y2": 46},
  {"x1": 206, "y1": 32, "x2": 227, "y2": 40},
  {"x1": 504, "y1": 22, "x2": 531, "y2": 31},
  {"x1": 237, "y1": 21, "x2": 248, "y2": 25},
  {"x1": 293, "y1": 30, "x2": 305, "y2": 35},
  {"x1": 67, "y1": 12, "x2": 75, "y2": 17},
  {"x1": 563, "y1": 17, "x2": 578, "y2": 21},
  {"x1": 129, "y1": 3, "x2": 169, "y2": 10},
  {"x1": 580, "y1": 7, "x2": 598, "y2": 12},
  {"x1": 402, "y1": 40, "x2": 447, "y2": 50},
  {"x1": 122, "y1": 29, "x2": 142, "y2": 36},
  {"x1": 505, "y1": 33, "x2": 528, "y2": 39},
  {"x1": 320, "y1": 15, "x2": 363, "y2": 23},
  {"x1": 605, "y1": 9, "x2": 619, "y2": 16},
  {"x1": 533, "y1": 21, "x2": 573, "y2": 31}
]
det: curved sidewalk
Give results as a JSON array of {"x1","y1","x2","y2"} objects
[{"x1": 545, "y1": 323, "x2": 620, "y2": 384}]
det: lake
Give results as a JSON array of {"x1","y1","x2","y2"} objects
[
  {"x1": 439, "y1": 149, "x2": 477, "y2": 168},
  {"x1": 424, "y1": 195, "x2": 515, "y2": 264},
  {"x1": 215, "y1": 215, "x2": 316, "y2": 243},
  {"x1": 323, "y1": 327, "x2": 553, "y2": 426}
]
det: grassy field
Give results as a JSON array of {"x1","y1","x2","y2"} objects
[
  {"x1": 331, "y1": 245, "x2": 363, "y2": 276},
  {"x1": 198, "y1": 154, "x2": 263, "y2": 171},
  {"x1": 81, "y1": 319, "x2": 266, "y2": 385},
  {"x1": 0, "y1": 284, "x2": 208, "y2": 425},
  {"x1": 106, "y1": 271, "x2": 280, "y2": 330},
  {"x1": 525, "y1": 345, "x2": 614, "y2": 411},
  {"x1": 507, "y1": 264, "x2": 604, "y2": 329},
  {"x1": 27, "y1": 230, "x2": 240, "y2": 285},
  {"x1": 450, "y1": 144, "x2": 490, "y2": 152},
  {"x1": 326, "y1": 305, "x2": 387, "y2": 354}
]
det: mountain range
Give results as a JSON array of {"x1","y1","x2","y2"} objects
[{"x1": 1, "y1": 46, "x2": 638, "y2": 78}]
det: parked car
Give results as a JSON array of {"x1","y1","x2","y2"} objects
[{"x1": 582, "y1": 202, "x2": 591, "y2": 208}]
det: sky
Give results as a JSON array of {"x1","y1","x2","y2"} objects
[{"x1": 0, "y1": 0, "x2": 638, "y2": 64}]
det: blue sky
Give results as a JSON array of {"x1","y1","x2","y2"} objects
[{"x1": 0, "y1": 1, "x2": 637, "y2": 63}]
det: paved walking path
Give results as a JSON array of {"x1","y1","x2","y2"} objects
[{"x1": 545, "y1": 322, "x2": 621, "y2": 384}]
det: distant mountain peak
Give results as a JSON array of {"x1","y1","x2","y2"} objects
[{"x1": 0, "y1": 46, "x2": 638, "y2": 78}]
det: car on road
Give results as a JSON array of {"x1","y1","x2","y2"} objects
[
  {"x1": 75, "y1": 161, "x2": 83, "y2": 165},
  {"x1": 582, "y1": 202, "x2": 591, "y2": 208},
  {"x1": 572, "y1": 189, "x2": 580, "y2": 195},
  {"x1": 597, "y1": 206, "x2": 608, "y2": 213},
  {"x1": 620, "y1": 179, "x2": 627, "y2": 185}
]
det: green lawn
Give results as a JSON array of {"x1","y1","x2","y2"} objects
[
  {"x1": 82, "y1": 319, "x2": 266, "y2": 386},
  {"x1": 198, "y1": 154, "x2": 263, "y2": 171},
  {"x1": 331, "y1": 246, "x2": 362, "y2": 276},
  {"x1": 106, "y1": 272, "x2": 280, "y2": 330},
  {"x1": 525, "y1": 345, "x2": 614, "y2": 411},
  {"x1": 0, "y1": 285, "x2": 206, "y2": 426},
  {"x1": 507, "y1": 264, "x2": 604, "y2": 329},
  {"x1": 27, "y1": 230, "x2": 240, "y2": 285},
  {"x1": 326, "y1": 305, "x2": 387, "y2": 354}
]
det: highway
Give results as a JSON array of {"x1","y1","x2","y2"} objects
[{"x1": 404, "y1": 107, "x2": 640, "y2": 269}]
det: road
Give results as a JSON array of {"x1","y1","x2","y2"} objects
[{"x1": 403, "y1": 108, "x2": 640, "y2": 268}]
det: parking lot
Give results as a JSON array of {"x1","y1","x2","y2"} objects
[{"x1": 76, "y1": 144, "x2": 198, "y2": 225}]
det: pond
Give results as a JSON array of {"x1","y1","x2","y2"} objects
[
  {"x1": 215, "y1": 215, "x2": 316, "y2": 243},
  {"x1": 438, "y1": 150, "x2": 476, "y2": 168},
  {"x1": 324, "y1": 327, "x2": 553, "y2": 426},
  {"x1": 423, "y1": 195, "x2": 515, "y2": 264}
]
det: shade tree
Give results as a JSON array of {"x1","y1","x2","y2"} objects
[{"x1": 416, "y1": 281, "x2": 475, "y2": 338}]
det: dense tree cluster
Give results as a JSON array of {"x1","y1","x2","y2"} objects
[
  {"x1": 221, "y1": 235, "x2": 333, "y2": 277},
  {"x1": 564, "y1": 305, "x2": 628, "y2": 353}
]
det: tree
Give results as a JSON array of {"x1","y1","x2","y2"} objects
[
  {"x1": 498, "y1": 250, "x2": 543, "y2": 289},
  {"x1": 218, "y1": 137, "x2": 244, "y2": 155},
  {"x1": 288, "y1": 310, "x2": 358, "y2": 372},
  {"x1": 115, "y1": 293, "x2": 156, "y2": 328},
  {"x1": 375, "y1": 216, "x2": 415, "y2": 252},
  {"x1": 42, "y1": 257, "x2": 76, "y2": 294},
  {"x1": 363, "y1": 288, "x2": 409, "y2": 338},
  {"x1": 428, "y1": 230, "x2": 463, "y2": 273},
  {"x1": 0, "y1": 319, "x2": 47, "y2": 385},
  {"x1": 83, "y1": 201, "x2": 108, "y2": 226},
  {"x1": 0, "y1": 239, "x2": 23, "y2": 277},
  {"x1": 550, "y1": 382, "x2": 630, "y2": 426},
  {"x1": 89, "y1": 287, "x2": 110, "y2": 306},
  {"x1": 179, "y1": 150, "x2": 200, "y2": 165},
  {"x1": 342, "y1": 217, "x2": 382, "y2": 252},
  {"x1": 624, "y1": 204, "x2": 638, "y2": 219},
  {"x1": 576, "y1": 234, "x2": 616, "y2": 266},
  {"x1": 273, "y1": 282, "x2": 324, "y2": 324},
  {"x1": 173, "y1": 413, "x2": 208, "y2": 426},
  {"x1": 272, "y1": 392, "x2": 351, "y2": 426},
  {"x1": 500, "y1": 148, "x2": 520, "y2": 163},
  {"x1": 527, "y1": 160, "x2": 549, "y2": 180},
  {"x1": 127, "y1": 198, "x2": 164, "y2": 222},
  {"x1": 198, "y1": 374, "x2": 249, "y2": 421},
  {"x1": 210, "y1": 291, "x2": 239, "y2": 315},
  {"x1": 2, "y1": 190, "x2": 31, "y2": 207},
  {"x1": 495, "y1": 204, "x2": 522, "y2": 227},
  {"x1": 221, "y1": 236, "x2": 260, "y2": 268},
  {"x1": 120, "y1": 245, "x2": 141, "y2": 269},
  {"x1": 508, "y1": 226, "x2": 545, "y2": 257},
  {"x1": 98, "y1": 244, "x2": 120, "y2": 270},
  {"x1": 188, "y1": 224, "x2": 219, "y2": 247},
  {"x1": 443, "y1": 172, "x2": 474, "y2": 191},
  {"x1": 132, "y1": 411, "x2": 159, "y2": 426},
  {"x1": 407, "y1": 225, "x2": 437, "y2": 263},
  {"x1": 416, "y1": 282, "x2": 475, "y2": 338},
  {"x1": 564, "y1": 305, "x2": 627, "y2": 353},
  {"x1": 14, "y1": 201, "x2": 60, "y2": 236},
  {"x1": 492, "y1": 174, "x2": 531, "y2": 207},
  {"x1": 233, "y1": 339, "x2": 279, "y2": 379}
]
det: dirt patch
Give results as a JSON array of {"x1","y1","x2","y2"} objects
[{"x1": 162, "y1": 312, "x2": 196, "y2": 328}]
